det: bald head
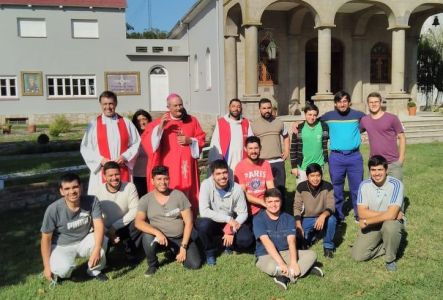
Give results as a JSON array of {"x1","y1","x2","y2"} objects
[{"x1": 167, "y1": 93, "x2": 184, "y2": 118}]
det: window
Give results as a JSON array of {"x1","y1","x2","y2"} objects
[
  {"x1": 205, "y1": 48, "x2": 212, "y2": 90},
  {"x1": 0, "y1": 76, "x2": 18, "y2": 98},
  {"x1": 194, "y1": 54, "x2": 199, "y2": 91},
  {"x1": 47, "y1": 75, "x2": 96, "y2": 98},
  {"x1": 71, "y1": 19, "x2": 99, "y2": 38},
  {"x1": 152, "y1": 46, "x2": 164, "y2": 53},
  {"x1": 18, "y1": 18, "x2": 46, "y2": 37},
  {"x1": 370, "y1": 42, "x2": 391, "y2": 84}
]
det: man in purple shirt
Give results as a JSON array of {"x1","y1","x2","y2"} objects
[{"x1": 360, "y1": 92, "x2": 406, "y2": 181}]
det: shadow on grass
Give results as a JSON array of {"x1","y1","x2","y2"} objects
[
  {"x1": 395, "y1": 224, "x2": 409, "y2": 261},
  {"x1": 0, "y1": 207, "x2": 45, "y2": 288}
]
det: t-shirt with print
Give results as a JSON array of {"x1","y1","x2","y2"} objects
[
  {"x1": 360, "y1": 112, "x2": 404, "y2": 164},
  {"x1": 41, "y1": 196, "x2": 102, "y2": 246},
  {"x1": 253, "y1": 210, "x2": 296, "y2": 257},
  {"x1": 138, "y1": 189, "x2": 191, "y2": 238},
  {"x1": 300, "y1": 122, "x2": 325, "y2": 170},
  {"x1": 234, "y1": 158, "x2": 274, "y2": 215}
]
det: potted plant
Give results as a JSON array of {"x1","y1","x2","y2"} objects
[
  {"x1": 2, "y1": 121, "x2": 12, "y2": 134},
  {"x1": 407, "y1": 101, "x2": 417, "y2": 116}
]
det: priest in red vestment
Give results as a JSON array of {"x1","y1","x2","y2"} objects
[{"x1": 141, "y1": 93, "x2": 206, "y2": 216}]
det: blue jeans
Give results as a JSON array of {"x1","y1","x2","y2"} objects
[
  {"x1": 329, "y1": 151, "x2": 363, "y2": 220},
  {"x1": 302, "y1": 215, "x2": 337, "y2": 249}
]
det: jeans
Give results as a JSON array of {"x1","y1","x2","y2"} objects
[
  {"x1": 141, "y1": 233, "x2": 202, "y2": 270},
  {"x1": 301, "y1": 215, "x2": 337, "y2": 250},
  {"x1": 329, "y1": 151, "x2": 363, "y2": 220},
  {"x1": 195, "y1": 217, "x2": 254, "y2": 257}
]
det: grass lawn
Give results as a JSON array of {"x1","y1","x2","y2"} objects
[
  {"x1": 0, "y1": 152, "x2": 84, "y2": 175},
  {"x1": 0, "y1": 143, "x2": 443, "y2": 299}
]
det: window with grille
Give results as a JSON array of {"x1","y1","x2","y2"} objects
[
  {"x1": 47, "y1": 75, "x2": 96, "y2": 98},
  {"x1": 0, "y1": 76, "x2": 18, "y2": 98}
]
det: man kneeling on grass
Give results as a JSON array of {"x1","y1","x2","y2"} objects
[
  {"x1": 196, "y1": 159, "x2": 254, "y2": 265},
  {"x1": 293, "y1": 163, "x2": 336, "y2": 258},
  {"x1": 95, "y1": 161, "x2": 142, "y2": 263},
  {"x1": 253, "y1": 188, "x2": 324, "y2": 290},
  {"x1": 135, "y1": 166, "x2": 202, "y2": 276},
  {"x1": 351, "y1": 155, "x2": 405, "y2": 272},
  {"x1": 40, "y1": 173, "x2": 108, "y2": 284}
]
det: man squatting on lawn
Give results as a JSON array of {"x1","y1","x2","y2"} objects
[{"x1": 40, "y1": 173, "x2": 109, "y2": 283}]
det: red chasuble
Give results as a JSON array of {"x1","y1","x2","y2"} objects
[
  {"x1": 141, "y1": 114, "x2": 206, "y2": 216},
  {"x1": 218, "y1": 117, "x2": 249, "y2": 161},
  {"x1": 96, "y1": 115, "x2": 130, "y2": 182}
]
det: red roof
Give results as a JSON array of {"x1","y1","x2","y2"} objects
[{"x1": 0, "y1": 0, "x2": 126, "y2": 8}]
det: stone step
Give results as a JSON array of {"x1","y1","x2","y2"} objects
[{"x1": 406, "y1": 136, "x2": 443, "y2": 144}]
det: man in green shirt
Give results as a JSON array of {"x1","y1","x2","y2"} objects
[{"x1": 290, "y1": 104, "x2": 329, "y2": 183}]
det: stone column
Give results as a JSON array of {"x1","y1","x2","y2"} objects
[
  {"x1": 288, "y1": 34, "x2": 300, "y2": 114},
  {"x1": 352, "y1": 35, "x2": 364, "y2": 106},
  {"x1": 317, "y1": 27, "x2": 332, "y2": 94},
  {"x1": 391, "y1": 28, "x2": 406, "y2": 93},
  {"x1": 243, "y1": 24, "x2": 259, "y2": 97},
  {"x1": 386, "y1": 27, "x2": 410, "y2": 116},
  {"x1": 224, "y1": 35, "x2": 238, "y2": 103},
  {"x1": 312, "y1": 26, "x2": 334, "y2": 113}
]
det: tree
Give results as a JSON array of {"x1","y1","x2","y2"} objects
[
  {"x1": 126, "y1": 27, "x2": 168, "y2": 39},
  {"x1": 417, "y1": 27, "x2": 443, "y2": 109}
]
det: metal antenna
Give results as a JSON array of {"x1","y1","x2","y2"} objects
[{"x1": 148, "y1": 0, "x2": 152, "y2": 30}]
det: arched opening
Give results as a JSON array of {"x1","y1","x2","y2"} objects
[
  {"x1": 305, "y1": 38, "x2": 344, "y2": 101},
  {"x1": 149, "y1": 66, "x2": 169, "y2": 111}
]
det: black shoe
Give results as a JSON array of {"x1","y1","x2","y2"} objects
[
  {"x1": 273, "y1": 276, "x2": 289, "y2": 290},
  {"x1": 144, "y1": 266, "x2": 158, "y2": 277},
  {"x1": 309, "y1": 266, "x2": 324, "y2": 277},
  {"x1": 324, "y1": 248, "x2": 334, "y2": 258},
  {"x1": 94, "y1": 273, "x2": 109, "y2": 282}
]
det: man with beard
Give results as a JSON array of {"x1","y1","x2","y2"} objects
[
  {"x1": 360, "y1": 92, "x2": 406, "y2": 181},
  {"x1": 251, "y1": 98, "x2": 290, "y2": 210},
  {"x1": 95, "y1": 161, "x2": 141, "y2": 262},
  {"x1": 197, "y1": 159, "x2": 254, "y2": 265},
  {"x1": 234, "y1": 136, "x2": 275, "y2": 216},
  {"x1": 321, "y1": 91, "x2": 365, "y2": 223},
  {"x1": 208, "y1": 99, "x2": 253, "y2": 178},
  {"x1": 141, "y1": 93, "x2": 206, "y2": 217}
]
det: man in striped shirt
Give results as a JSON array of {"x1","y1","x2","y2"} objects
[{"x1": 351, "y1": 155, "x2": 405, "y2": 272}]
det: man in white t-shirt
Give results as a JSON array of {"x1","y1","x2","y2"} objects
[{"x1": 95, "y1": 161, "x2": 141, "y2": 261}]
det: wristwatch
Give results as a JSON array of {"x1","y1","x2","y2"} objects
[{"x1": 180, "y1": 243, "x2": 188, "y2": 250}]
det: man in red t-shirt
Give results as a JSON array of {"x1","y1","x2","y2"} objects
[{"x1": 234, "y1": 136, "x2": 275, "y2": 215}]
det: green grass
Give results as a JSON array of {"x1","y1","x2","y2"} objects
[
  {"x1": 0, "y1": 125, "x2": 85, "y2": 143},
  {"x1": 0, "y1": 153, "x2": 84, "y2": 175},
  {"x1": 1, "y1": 143, "x2": 443, "y2": 299}
]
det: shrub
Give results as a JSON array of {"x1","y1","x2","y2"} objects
[
  {"x1": 37, "y1": 133, "x2": 50, "y2": 144},
  {"x1": 49, "y1": 115, "x2": 72, "y2": 137}
]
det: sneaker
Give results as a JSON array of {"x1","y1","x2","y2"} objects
[
  {"x1": 273, "y1": 276, "x2": 289, "y2": 290},
  {"x1": 324, "y1": 248, "x2": 334, "y2": 258},
  {"x1": 309, "y1": 266, "x2": 324, "y2": 277},
  {"x1": 94, "y1": 273, "x2": 109, "y2": 282},
  {"x1": 385, "y1": 261, "x2": 397, "y2": 272},
  {"x1": 144, "y1": 266, "x2": 158, "y2": 277},
  {"x1": 206, "y1": 256, "x2": 216, "y2": 266}
]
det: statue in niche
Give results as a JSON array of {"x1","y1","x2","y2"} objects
[{"x1": 258, "y1": 35, "x2": 278, "y2": 85}]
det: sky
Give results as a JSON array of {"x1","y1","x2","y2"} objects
[{"x1": 126, "y1": 0, "x2": 197, "y2": 33}]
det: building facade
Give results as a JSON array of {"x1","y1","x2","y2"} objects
[{"x1": 223, "y1": 0, "x2": 443, "y2": 116}]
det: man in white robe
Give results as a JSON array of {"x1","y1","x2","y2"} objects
[
  {"x1": 208, "y1": 99, "x2": 253, "y2": 178},
  {"x1": 81, "y1": 91, "x2": 140, "y2": 196}
]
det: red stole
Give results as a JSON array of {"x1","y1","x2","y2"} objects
[
  {"x1": 97, "y1": 115, "x2": 129, "y2": 182},
  {"x1": 218, "y1": 117, "x2": 249, "y2": 160}
]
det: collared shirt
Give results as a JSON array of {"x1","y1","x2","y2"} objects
[{"x1": 357, "y1": 176, "x2": 404, "y2": 211}]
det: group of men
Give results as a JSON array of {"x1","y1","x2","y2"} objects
[{"x1": 40, "y1": 89, "x2": 406, "y2": 290}]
